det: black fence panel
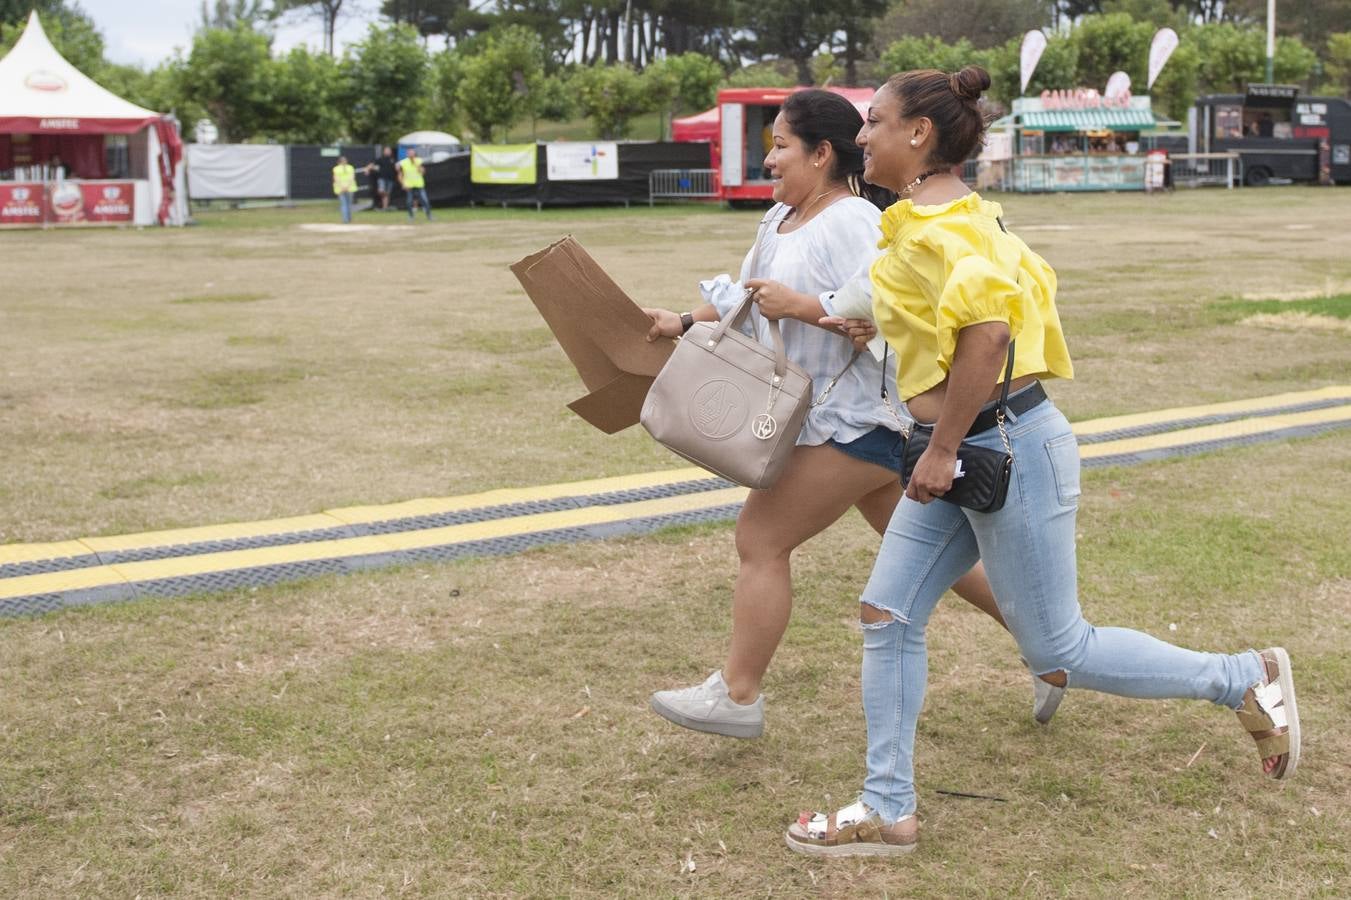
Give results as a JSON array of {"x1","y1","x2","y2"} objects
[
  {"x1": 288, "y1": 145, "x2": 380, "y2": 201},
  {"x1": 467, "y1": 142, "x2": 714, "y2": 207}
]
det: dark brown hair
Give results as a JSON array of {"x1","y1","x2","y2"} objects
[
  {"x1": 882, "y1": 65, "x2": 992, "y2": 168},
  {"x1": 781, "y1": 89, "x2": 896, "y2": 211}
]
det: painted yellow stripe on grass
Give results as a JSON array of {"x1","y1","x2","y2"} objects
[
  {"x1": 1080, "y1": 404, "x2": 1351, "y2": 459},
  {"x1": 323, "y1": 467, "x2": 709, "y2": 525},
  {"x1": 78, "y1": 514, "x2": 348, "y2": 555},
  {"x1": 1071, "y1": 386, "x2": 1350, "y2": 437},
  {"x1": 375, "y1": 486, "x2": 750, "y2": 552},
  {"x1": 0, "y1": 540, "x2": 94, "y2": 567},
  {"x1": 0, "y1": 565, "x2": 129, "y2": 600},
  {"x1": 108, "y1": 535, "x2": 397, "y2": 583},
  {"x1": 0, "y1": 487, "x2": 750, "y2": 601}
]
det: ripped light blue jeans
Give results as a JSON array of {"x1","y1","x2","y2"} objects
[{"x1": 858, "y1": 397, "x2": 1264, "y2": 822}]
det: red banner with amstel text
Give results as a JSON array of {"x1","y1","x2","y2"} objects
[
  {"x1": 0, "y1": 183, "x2": 45, "y2": 225},
  {"x1": 50, "y1": 181, "x2": 135, "y2": 224},
  {"x1": 0, "y1": 181, "x2": 136, "y2": 225}
]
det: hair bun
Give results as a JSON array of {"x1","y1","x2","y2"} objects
[{"x1": 949, "y1": 66, "x2": 991, "y2": 103}]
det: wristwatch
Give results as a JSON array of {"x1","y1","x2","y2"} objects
[{"x1": 679, "y1": 311, "x2": 695, "y2": 334}]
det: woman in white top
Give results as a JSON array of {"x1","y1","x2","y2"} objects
[{"x1": 643, "y1": 90, "x2": 1064, "y2": 739}]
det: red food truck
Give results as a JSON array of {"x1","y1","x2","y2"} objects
[{"x1": 672, "y1": 86, "x2": 874, "y2": 206}]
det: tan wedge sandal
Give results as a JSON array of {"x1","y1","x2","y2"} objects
[
  {"x1": 784, "y1": 799, "x2": 917, "y2": 858},
  {"x1": 1236, "y1": 646, "x2": 1301, "y2": 780}
]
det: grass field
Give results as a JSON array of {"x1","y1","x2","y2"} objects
[{"x1": 1, "y1": 188, "x2": 1349, "y2": 896}]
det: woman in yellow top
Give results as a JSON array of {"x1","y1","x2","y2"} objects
[{"x1": 786, "y1": 66, "x2": 1301, "y2": 858}]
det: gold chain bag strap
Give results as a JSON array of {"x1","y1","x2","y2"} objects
[{"x1": 641, "y1": 209, "x2": 818, "y2": 489}]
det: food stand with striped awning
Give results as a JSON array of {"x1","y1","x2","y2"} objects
[{"x1": 987, "y1": 92, "x2": 1179, "y2": 192}]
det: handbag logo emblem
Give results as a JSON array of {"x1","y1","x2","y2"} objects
[
  {"x1": 751, "y1": 413, "x2": 778, "y2": 440},
  {"x1": 690, "y1": 380, "x2": 748, "y2": 439}
]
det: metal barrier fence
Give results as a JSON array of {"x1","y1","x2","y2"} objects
[
  {"x1": 1168, "y1": 152, "x2": 1242, "y2": 189},
  {"x1": 648, "y1": 168, "x2": 719, "y2": 205}
]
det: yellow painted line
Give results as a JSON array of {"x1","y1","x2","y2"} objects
[
  {"x1": 0, "y1": 488, "x2": 749, "y2": 601},
  {"x1": 1071, "y1": 386, "x2": 1350, "y2": 437},
  {"x1": 0, "y1": 540, "x2": 94, "y2": 567},
  {"x1": 77, "y1": 514, "x2": 348, "y2": 555},
  {"x1": 375, "y1": 486, "x2": 750, "y2": 552},
  {"x1": 323, "y1": 467, "x2": 709, "y2": 525},
  {"x1": 108, "y1": 535, "x2": 398, "y2": 583},
  {"x1": 2, "y1": 387, "x2": 1348, "y2": 586},
  {"x1": 0, "y1": 565, "x2": 128, "y2": 600},
  {"x1": 1080, "y1": 404, "x2": 1351, "y2": 459}
]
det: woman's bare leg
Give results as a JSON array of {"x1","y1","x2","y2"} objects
[{"x1": 721, "y1": 444, "x2": 896, "y2": 704}]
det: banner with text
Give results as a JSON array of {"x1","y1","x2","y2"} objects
[
  {"x1": 0, "y1": 183, "x2": 45, "y2": 225},
  {"x1": 545, "y1": 142, "x2": 619, "y2": 181},
  {"x1": 47, "y1": 181, "x2": 135, "y2": 224},
  {"x1": 470, "y1": 145, "x2": 538, "y2": 184}
]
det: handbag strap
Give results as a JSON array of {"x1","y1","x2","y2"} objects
[
  {"x1": 810, "y1": 349, "x2": 861, "y2": 408},
  {"x1": 709, "y1": 207, "x2": 790, "y2": 376}
]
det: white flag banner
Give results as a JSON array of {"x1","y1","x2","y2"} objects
[
  {"x1": 1020, "y1": 30, "x2": 1048, "y2": 95},
  {"x1": 1105, "y1": 70, "x2": 1132, "y2": 99},
  {"x1": 1148, "y1": 27, "x2": 1179, "y2": 90}
]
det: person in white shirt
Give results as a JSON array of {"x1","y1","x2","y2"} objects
[{"x1": 643, "y1": 90, "x2": 1065, "y2": 740}]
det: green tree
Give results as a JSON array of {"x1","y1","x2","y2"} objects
[
  {"x1": 1321, "y1": 32, "x2": 1351, "y2": 95},
  {"x1": 532, "y1": 68, "x2": 577, "y2": 123},
  {"x1": 1069, "y1": 12, "x2": 1151, "y2": 91},
  {"x1": 340, "y1": 23, "x2": 429, "y2": 143},
  {"x1": 829, "y1": 0, "x2": 888, "y2": 86},
  {"x1": 1191, "y1": 22, "x2": 1319, "y2": 92},
  {"x1": 272, "y1": 0, "x2": 346, "y2": 56},
  {"x1": 873, "y1": 0, "x2": 1052, "y2": 54},
  {"x1": 979, "y1": 32, "x2": 1079, "y2": 106},
  {"x1": 198, "y1": 0, "x2": 271, "y2": 30},
  {"x1": 879, "y1": 35, "x2": 980, "y2": 77},
  {"x1": 721, "y1": 61, "x2": 795, "y2": 89},
  {"x1": 455, "y1": 24, "x2": 544, "y2": 141},
  {"x1": 1099, "y1": 0, "x2": 1184, "y2": 28},
  {"x1": 0, "y1": 5, "x2": 106, "y2": 77},
  {"x1": 264, "y1": 46, "x2": 344, "y2": 142},
  {"x1": 99, "y1": 61, "x2": 205, "y2": 126},
  {"x1": 423, "y1": 48, "x2": 465, "y2": 132},
  {"x1": 642, "y1": 51, "x2": 722, "y2": 119},
  {"x1": 734, "y1": 0, "x2": 834, "y2": 85},
  {"x1": 572, "y1": 63, "x2": 652, "y2": 139},
  {"x1": 1147, "y1": 37, "x2": 1200, "y2": 122},
  {"x1": 178, "y1": 25, "x2": 275, "y2": 142}
]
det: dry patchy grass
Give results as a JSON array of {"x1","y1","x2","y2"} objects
[
  {"x1": 1, "y1": 189, "x2": 1349, "y2": 541},
  {"x1": 1, "y1": 189, "x2": 1350, "y2": 896},
  {"x1": 0, "y1": 438, "x2": 1348, "y2": 896}
]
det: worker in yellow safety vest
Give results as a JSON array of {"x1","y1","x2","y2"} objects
[
  {"x1": 397, "y1": 148, "x2": 432, "y2": 221},
  {"x1": 332, "y1": 155, "x2": 357, "y2": 224}
]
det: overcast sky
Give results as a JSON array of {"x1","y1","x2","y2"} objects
[{"x1": 76, "y1": 0, "x2": 376, "y2": 68}]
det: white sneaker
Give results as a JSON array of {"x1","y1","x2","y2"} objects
[
  {"x1": 650, "y1": 670, "x2": 764, "y2": 739},
  {"x1": 1031, "y1": 668, "x2": 1065, "y2": 725}
]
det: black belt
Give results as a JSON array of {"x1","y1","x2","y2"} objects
[
  {"x1": 911, "y1": 381, "x2": 1048, "y2": 439},
  {"x1": 967, "y1": 381, "x2": 1047, "y2": 436}
]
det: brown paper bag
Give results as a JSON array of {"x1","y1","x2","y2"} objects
[{"x1": 511, "y1": 236, "x2": 675, "y2": 433}]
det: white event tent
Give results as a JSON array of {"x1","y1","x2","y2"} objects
[{"x1": 0, "y1": 11, "x2": 186, "y2": 226}]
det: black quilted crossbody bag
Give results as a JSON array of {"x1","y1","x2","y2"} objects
[{"x1": 901, "y1": 342, "x2": 1016, "y2": 513}]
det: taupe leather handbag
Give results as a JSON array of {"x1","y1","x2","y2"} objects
[
  {"x1": 640, "y1": 289, "x2": 812, "y2": 489},
  {"x1": 641, "y1": 209, "x2": 861, "y2": 489}
]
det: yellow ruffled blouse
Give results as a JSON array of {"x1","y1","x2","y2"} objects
[{"x1": 870, "y1": 193, "x2": 1074, "y2": 401}]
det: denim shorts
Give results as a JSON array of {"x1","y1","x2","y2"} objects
[{"x1": 827, "y1": 425, "x2": 905, "y2": 475}]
